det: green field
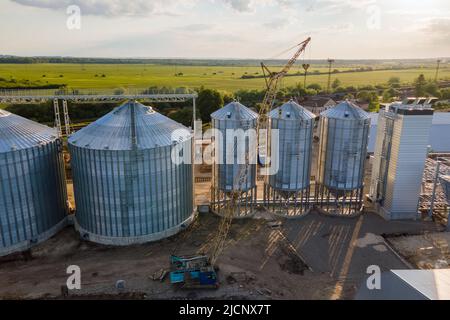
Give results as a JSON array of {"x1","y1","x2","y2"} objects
[{"x1": 0, "y1": 63, "x2": 449, "y2": 93}]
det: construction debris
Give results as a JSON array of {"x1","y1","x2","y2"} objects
[
  {"x1": 387, "y1": 232, "x2": 450, "y2": 269},
  {"x1": 151, "y1": 269, "x2": 168, "y2": 282},
  {"x1": 420, "y1": 157, "x2": 450, "y2": 226}
]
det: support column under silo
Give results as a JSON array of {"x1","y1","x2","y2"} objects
[{"x1": 265, "y1": 184, "x2": 311, "y2": 217}]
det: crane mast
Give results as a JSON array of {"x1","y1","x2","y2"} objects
[
  {"x1": 209, "y1": 37, "x2": 311, "y2": 266},
  {"x1": 259, "y1": 37, "x2": 311, "y2": 162}
]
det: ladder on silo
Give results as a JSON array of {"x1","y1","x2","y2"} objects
[
  {"x1": 53, "y1": 98, "x2": 73, "y2": 138},
  {"x1": 62, "y1": 99, "x2": 72, "y2": 136},
  {"x1": 53, "y1": 98, "x2": 63, "y2": 137}
]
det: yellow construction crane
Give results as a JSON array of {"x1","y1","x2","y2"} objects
[
  {"x1": 171, "y1": 37, "x2": 311, "y2": 289},
  {"x1": 208, "y1": 37, "x2": 311, "y2": 267}
]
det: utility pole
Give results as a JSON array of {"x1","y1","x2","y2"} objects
[
  {"x1": 327, "y1": 58, "x2": 335, "y2": 93},
  {"x1": 302, "y1": 63, "x2": 310, "y2": 88},
  {"x1": 434, "y1": 59, "x2": 441, "y2": 83}
]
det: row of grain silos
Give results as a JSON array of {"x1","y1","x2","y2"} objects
[
  {"x1": 0, "y1": 101, "x2": 195, "y2": 256},
  {"x1": 0, "y1": 98, "x2": 369, "y2": 256},
  {"x1": 211, "y1": 99, "x2": 370, "y2": 217}
]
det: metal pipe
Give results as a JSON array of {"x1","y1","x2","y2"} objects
[{"x1": 429, "y1": 161, "x2": 440, "y2": 218}]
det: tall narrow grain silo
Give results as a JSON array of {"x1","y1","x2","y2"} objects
[
  {"x1": 316, "y1": 100, "x2": 370, "y2": 215},
  {"x1": 0, "y1": 110, "x2": 67, "y2": 256},
  {"x1": 210, "y1": 101, "x2": 258, "y2": 217},
  {"x1": 266, "y1": 100, "x2": 315, "y2": 216},
  {"x1": 68, "y1": 101, "x2": 194, "y2": 245}
]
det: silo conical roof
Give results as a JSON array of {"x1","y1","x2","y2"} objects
[
  {"x1": 211, "y1": 101, "x2": 258, "y2": 121},
  {"x1": 320, "y1": 100, "x2": 369, "y2": 120},
  {"x1": 68, "y1": 101, "x2": 191, "y2": 150},
  {"x1": 0, "y1": 109, "x2": 58, "y2": 152},
  {"x1": 269, "y1": 100, "x2": 315, "y2": 120}
]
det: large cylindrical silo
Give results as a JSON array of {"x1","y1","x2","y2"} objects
[
  {"x1": 68, "y1": 101, "x2": 194, "y2": 245},
  {"x1": 268, "y1": 100, "x2": 315, "y2": 191},
  {"x1": 0, "y1": 110, "x2": 67, "y2": 256},
  {"x1": 210, "y1": 101, "x2": 258, "y2": 217},
  {"x1": 316, "y1": 100, "x2": 370, "y2": 215},
  {"x1": 266, "y1": 101, "x2": 315, "y2": 216},
  {"x1": 211, "y1": 101, "x2": 258, "y2": 192}
]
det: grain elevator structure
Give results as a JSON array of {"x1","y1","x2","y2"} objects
[
  {"x1": 315, "y1": 100, "x2": 371, "y2": 216},
  {"x1": 369, "y1": 102, "x2": 434, "y2": 220},
  {"x1": 210, "y1": 101, "x2": 258, "y2": 217},
  {"x1": 68, "y1": 101, "x2": 194, "y2": 245},
  {"x1": 266, "y1": 100, "x2": 315, "y2": 216},
  {"x1": 0, "y1": 110, "x2": 67, "y2": 256}
]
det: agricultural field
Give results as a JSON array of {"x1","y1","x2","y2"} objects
[{"x1": 1, "y1": 63, "x2": 449, "y2": 93}]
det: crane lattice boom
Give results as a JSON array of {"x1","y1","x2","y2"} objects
[{"x1": 208, "y1": 37, "x2": 311, "y2": 266}]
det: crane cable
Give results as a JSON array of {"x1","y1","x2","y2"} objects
[
  {"x1": 267, "y1": 41, "x2": 305, "y2": 60},
  {"x1": 208, "y1": 37, "x2": 311, "y2": 266}
]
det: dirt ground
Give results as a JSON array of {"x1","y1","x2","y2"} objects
[
  {"x1": 386, "y1": 232, "x2": 450, "y2": 269},
  {"x1": 0, "y1": 209, "x2": 443, "y2": 300}
]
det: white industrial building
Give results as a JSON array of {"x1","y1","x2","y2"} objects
[
  {"x1": 368, "y1": 112, "x2": 450, "y2": 153},
  {"x1": 369, "y1": 102, "x2": 434, "y2": 220}
]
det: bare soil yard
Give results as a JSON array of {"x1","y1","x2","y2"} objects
[{"x1": 0, "y1": 210, "x2": 441, "y2": 300}]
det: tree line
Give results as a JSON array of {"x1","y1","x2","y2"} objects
[{"x1": 3, "y1": 74, "x2": 449, "y2": 127}]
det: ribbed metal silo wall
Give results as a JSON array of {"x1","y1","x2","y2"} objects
[
  {"x1": 212, "y1": 117, "x2": 257, "y2": 192},
  {"x1": 268, "y1": 117, "x2": 313, "y2": 191},
  {"x1": 317, "y1": 117, "x2": 370, "y2": 191},
  {"x1": 69, "y1": 140, "x2": 193, "y2": 244},
  {"x1": 0, "y1": 140, "x2": 67, "y2": 256}
]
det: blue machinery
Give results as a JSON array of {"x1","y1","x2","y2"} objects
[{"x1": 169, "y1": 255, "x2": 218, "y2": 289}]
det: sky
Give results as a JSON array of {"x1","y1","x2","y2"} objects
[{"x1": 0, "y1": 0, "x2": 449, "y2": 59}]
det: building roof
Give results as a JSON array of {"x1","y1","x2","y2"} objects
[
  {"x1": 268, "y1": 100, "x2": 316, "y2": 120},
  {"x1": 355, "y1": 270, "x2": 450, "y2": 300},
  {"x1": 368, "y1": 112, "x2": 450, "y2": 153},
  {"x1": 0, "y1": 109, "x2": 58, "y2": 153},
  {"x1": 320, "y1": 100, "x2": 369, "y2": 120},
  {"x1": 68, "y1": 101, "x2": 191, "y2": 151},
  {"x1": 301, "y1": 96, "x2": 336, "y2": 109},
  {"x1": 211, "y1": 101, "x2": 258, "y2": 121}
]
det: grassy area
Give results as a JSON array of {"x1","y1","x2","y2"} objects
[{"x1": 0, "y1": 63, "x2": 449, "y2": 92}]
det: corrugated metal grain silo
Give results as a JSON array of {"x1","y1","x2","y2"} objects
[
  {"x1": 211, "y1": 101, "x2": 258, "y2": 192},
  {"x1": 68, "y1": 101, "x2": 194, "y2": 245},
  {"x1": 210, "y1": 101, "x2": 258, "y2": 217},
  {"x1": 266, "y1": 101, "x2": 315, "y2": 216},
  {"x1": 316, "y1": 100, "x2": 370, "y2": 215},
  {"x1": 0, "y1": 110, "x2": 67, "y2": 256},
  {"x1": 268, "y1": 100, "x2": 315, "y2": 191}
]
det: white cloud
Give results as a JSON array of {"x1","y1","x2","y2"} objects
[
  {"x1": 305, "y1": 0, "x2": 376, "y2": 13},
  {"x1": 220, "y1": 0, "x2": 293, "y2": 12},
  {"x1": 421, "y1": 18, "x2": 450, "y2": 43},
  {"x1": 11, "y1": 0, "x2": 293, "y2": 15},
  {"x1": 222, "y1": 0, "x2": 252, "y2": 12},
  {"x1": 263, "y1": 18, "x2": 291, "y2": 29},
  {"x1": 11, "y1": 0, "x2": 195, "y2": 16}
]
